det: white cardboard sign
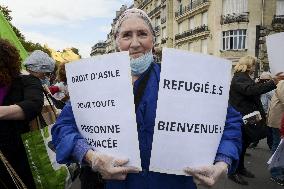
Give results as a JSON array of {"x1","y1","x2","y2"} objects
[
  {"x1": 266, "y1": 32, "x2": 284, "y2": 75},
  {"x1": 65, "y1": 52, "x2": 141, "y2": 169},
  {"x1": 150, "y1": 48, "x2": 232, "y2": 175}
]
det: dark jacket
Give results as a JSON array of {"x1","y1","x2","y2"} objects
[
  {"x1": 229, "y1": 72, "x2": 276, "y2": 119},
  {"x1": 0, "y1": 74, "x2": 44, "y2": 189}
]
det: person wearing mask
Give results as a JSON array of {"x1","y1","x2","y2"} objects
[
  {"x1": 0, "y1": 39, "x2": 44, "y2": 188},
  {"x1": 52, "y1": 8, "x2": 243, "y2": 189},
  {"x1": 228, "y1": 55, "x2": 284, "y2": 185},
  {"x1": 267, "y1": 80, "x2": 284, "y2": 185},
  {"x1": 49, "y1": 62, "x2": 69, "y2": 102},
  {"x1": 23, "y1": 50, "x2": 55, "y2": 87}
]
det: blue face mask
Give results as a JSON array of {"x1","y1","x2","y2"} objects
[
  {"x1": 41, "y1": 77, "x2": 50, "y2": 86},
  {"x1": 130, "y1": 51, "x2": 154, "y2": 76}
]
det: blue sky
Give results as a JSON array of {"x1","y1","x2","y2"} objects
[{"x1": 2, "y1": 0, "x2": 133, "y2": 57}]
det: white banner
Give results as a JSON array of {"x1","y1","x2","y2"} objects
[
  {"x1": 150, "y1": 48, "x2": 232, "y2": 175},
  {"x1": 65, "y1": 52, "x2": 141, "y2": 169},
  {"x1": 266, "y1": 32, "x2": 284, "y2": 75}
]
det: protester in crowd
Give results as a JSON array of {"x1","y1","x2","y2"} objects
[
  {"x1": 0, "y1": 39, "x2": 44, "y2": 188},
  {"x1": 49, "y1": 62, "x2": 69, "y2": 102},
  {"x1": 249, "y1": 72, "x2": 274, "y2": 149},
  {"x1": 49, "y1": 63, "x2": 58, "y2": 86},
  {"x1": 23, "y1": 50, "x2": 55, "y2": 87},
  {"x1": 267, "y1": 80, "x2": 284, "y2": 185},
  {"x1": 228, "y1": 55, "x2": 284, "y2": 185},
  {"x1": 52, "y1": 8, "x2": 243, "y2": 189}
]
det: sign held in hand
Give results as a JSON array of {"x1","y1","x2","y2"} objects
[
  {"x1": 150, "y1": 48, "x2": 232, "y2": 175},
  {"x1": 66, "y1": 52, "x2": 141, "y2": 170}
]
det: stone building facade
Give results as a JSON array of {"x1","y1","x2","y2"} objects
[{"x1": 92, "y1": 0, "x2": 284, "y2": 70}]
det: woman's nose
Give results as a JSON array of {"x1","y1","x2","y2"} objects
[{"x1": 129, "y1": 35, "x2": 140, "y2": 48}]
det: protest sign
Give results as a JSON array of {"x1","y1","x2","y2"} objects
[
  {"x1": 66, "y1": 52, "x2": 141, "y2": 169},
  {"x1": 150, "y1": 48, "x2": 232, "y2": 175},
  {"x1": 266, "y1": 32, "x2": 284, "y2": 75}
]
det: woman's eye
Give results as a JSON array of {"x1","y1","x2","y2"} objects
[
  {"x1": 138, "y1": 31, "x2": 148, "y2": 36},
  {"x1": 122, "y1": 32, "x2": 131, "y2": 38}
]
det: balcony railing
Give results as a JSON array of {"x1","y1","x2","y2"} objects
[
  {"x1": 148, "y1": 5, "x2": 161, "y2": 17},
  {"x1": 161, "y1": 37, "x2": 167, "y2": 44},
  {"x1": 138, "y1": 0, "x2": 151, "y2": 9},
  {"x1": 155, "y1": 26, "x2": 160, "y2": 33},
  {"x1": 175, "y1": 25, "x2": 209, "y2": 41},
  {"x1": 272, "y1": 15, "x2": 284, "y2": 25},
  {"x1": 220, "y1": 13, "x2": 249, "y2": 25},
  {"x1": 161, "y1": 17, "x2": 167, "y2": 24},
  {"x1": 175, "y1": 0, "x2": 209, "y2": 18},
  {"x1": 92, "y1": 42, "x2": 106, "y2": 49}
]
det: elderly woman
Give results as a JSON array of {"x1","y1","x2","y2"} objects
[
  {"x1": 229, "y1": 55, "x2": 284, "y2": 185},
  {"x1": 52, "y1": 8, "x2": 243, "y2": 189},
  {"x1": 23, "y1": 50, "x2": 55, "y2": 86},
  {"x1": 0, "y1": 39, "x2": 44, "y2": 188}
]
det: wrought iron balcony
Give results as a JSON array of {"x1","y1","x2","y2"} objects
[
  {"x1": 175, "y1": 25, "x2": 209, "y2": 41},
  {"x1": 92, "y1": 42, "x2": 106, "y2": 49},
  {"x1": 161, "y1": 37, "x2": 167, "y2": 44},
  {"x1": 155, "y1": 26, "x2": 160, "y2": 33},
  {"x1": 272, "y1": 15, "x2": 284, "y2": 25},
  {"x1": 148, "y1": 5, "x2": 161, "y2": 17},
  {"x1": 220, "y1": 13, "x2": 249, "y2": 25},
  {"x1": 138, "y1": 0, "x2": 151, "y2": 9},
  {"x1": 175, "y1": 0, "x2": 209, "y2": 18},
  {"x1": 161, "y1": 17, "x2": 167, "y2": 24}
]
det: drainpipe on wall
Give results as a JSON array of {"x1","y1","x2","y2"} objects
[
  {"x1": 254, "y1": 0, "x2": 266, "y2": 78},
  {"x1": 261, "y1": 0, "x2": 265, "y2": 26}
]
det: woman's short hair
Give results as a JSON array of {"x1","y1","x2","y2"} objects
[
  {"x1": 0, "y1": 39, "x2": 21, "y2": 86},
  {"x1": 234, "y1": 55, "x2": 257, "y2": 73}
]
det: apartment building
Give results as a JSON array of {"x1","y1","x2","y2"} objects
[{"x1": 92, "y1": 0, "x2": 284, "y2": 70}]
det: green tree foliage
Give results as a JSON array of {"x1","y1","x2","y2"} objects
[
  {"x1": 0, "y1": 5, "x2": 12, "y2": 21},
  {"x1": 70, "y1": 47, "x2": 81, "y2": 58},
  {"x1": 0, "y1": 5, "x2": 50, "y2": 55}
]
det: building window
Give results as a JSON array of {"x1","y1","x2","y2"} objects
[
  {"x1": 222, "y1": 29, "x2": 246, "y2": 51},
  {"x1": 178, "y1": 22, "x2": 182, "y2": 33},
  {"x1": 222, "y1": 0, "x2": 248, "y2": 15},
  {"x1": 155, "y1": 16, "x2": 160, "y2": 27},
  {"x1": 189, "y1": 17, "x2": 195, "y2": 30},
  {"x1": 179, "y1": 1, "x2": 182, "y2": 14},
  {"x1": 277, "y1": 0, "x2": 284, "y2": 15},
  {"x1": 202, "y1": 12, "x2": 208, "y2": 26},
  {"x1": 201, "y1": 39, "x2": 208, "y2": 54},
  {"x1": 155, "y1": 0, "x2": 158, "y2": 7}
]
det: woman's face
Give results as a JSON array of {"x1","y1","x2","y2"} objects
[{"x1": 116, "y1": 17, "x2": 154, "y2": 59}]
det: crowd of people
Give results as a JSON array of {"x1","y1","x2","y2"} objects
[{"x1": 0, "y1": 7, "x2": 284, "y2": 189}]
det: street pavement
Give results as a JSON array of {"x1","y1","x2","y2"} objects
[
  {"x1": 199, "y1": 139, "x2": 282, "y2": 189},
  {"x1": 72, "y1": 139, "x2": 281, "y2": 189}
]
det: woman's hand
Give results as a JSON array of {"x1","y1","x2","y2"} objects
[
  {"x1": 85, "y1": 150, "x2": 140, "y2": 180},
  {"x1": 184, "y1": 162, "x2": 228, "y2": 187}
]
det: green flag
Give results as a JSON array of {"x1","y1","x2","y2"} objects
[{"x1": 0, "y1": 10, "x2": 28, "y2": 62}]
